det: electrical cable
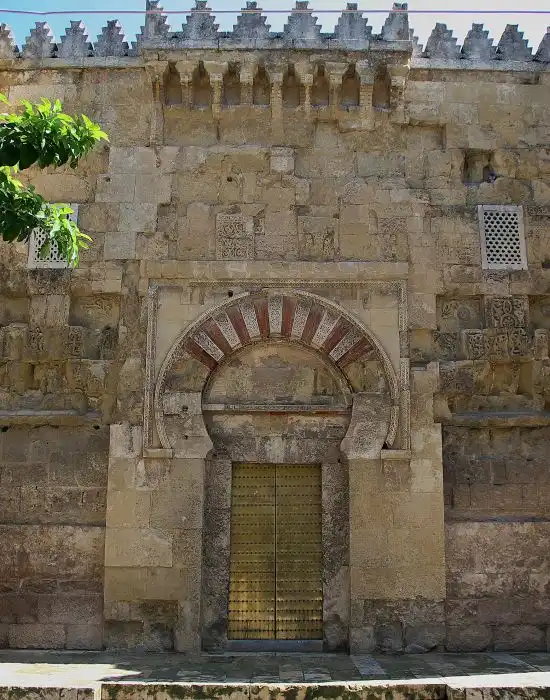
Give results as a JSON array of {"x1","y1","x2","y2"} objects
[{"x1": 0, "y1": 7, "x2": 549, "y2": 13}]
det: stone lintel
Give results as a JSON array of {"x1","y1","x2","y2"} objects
[
  {"x1": 0, "y1": 409, "x2": 102, "y2": 426},
  {"x1": 142, "y1": 260, "x2": 409, "y2": 284}
]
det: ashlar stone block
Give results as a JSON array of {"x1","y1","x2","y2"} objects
[
  {"x1": 104, "y1": 527, "x2": 172, "y2": 568},
  {"x1": 135, "y1": 174, "x2": 171, "y2": 204},
  {"x1": 8, "y1": 623, "x2": 66, "y2": 649},
  {"x1": 96, "y1": 174, "x2": 136, "y2": 203},
  {"x1": 119, "y1": 203, "x2": 158, "y2": 233},
  {"x1": 29, "y1": 295, "x2": 70, "y2": 328},
  {"x1": 106, "y1": 491, "x2": 152, "y2": 528},
  {"x1": 104, "y1": 232, "x2": 137, "y2": 260},
  {"x1": 270, "y1": 147, "x2": 294, "y2": 174}
]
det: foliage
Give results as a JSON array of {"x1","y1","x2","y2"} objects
[{"x1": 0, "y1": 96, "x2": 108, "y2": 266}]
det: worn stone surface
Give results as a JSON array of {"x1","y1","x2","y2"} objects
[
  {"x1": 3, "y1": 650, "x2": 550, "y2": 698},
  {"x1": 1, "y1": 2, "x2": 550, "y2": 653}
]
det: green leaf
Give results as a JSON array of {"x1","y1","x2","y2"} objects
[
  {"x1": 17, "y1": 143, "x2": 39, "y2": 170},
  {"x1": 0, "y1": 96, "x2": 104, "y2": 265},
  {"x1": 39, "y1": 241, "x2": 51, "y2": 259}
]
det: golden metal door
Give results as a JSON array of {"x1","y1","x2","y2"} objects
[{"x1": 228, "y1": 463, "x2": 323, "y2": 640}]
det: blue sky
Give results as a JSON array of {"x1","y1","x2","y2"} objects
[{"x1": 2, "y1": 0, "x2": 548, "y2": 51}]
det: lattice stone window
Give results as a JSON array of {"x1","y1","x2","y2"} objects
[
  {"x1": 27, "y1": 205, "x2": 79, "y2": 269},
  {"x1": 478, "y1": 205, "x2": 527, "y2": 271}
]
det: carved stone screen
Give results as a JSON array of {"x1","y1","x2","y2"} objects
[
  {"x1": 478, "y1": 205, "x2": 527, "y2": 270},
  {"x1": 27, "y1": 205, "x2": 78, "y2": 269}
]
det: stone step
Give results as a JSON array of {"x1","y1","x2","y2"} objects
[{"x1": 4, "y1": 683, "x2": 550, "y2": 700}]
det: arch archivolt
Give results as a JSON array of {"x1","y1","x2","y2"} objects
[{"x1": 153, "y1": 289, "x2": 400, "y2": 456}]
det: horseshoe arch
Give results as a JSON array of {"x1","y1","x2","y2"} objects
[{"x1": 154, "y1": 289, "x2": 400, "y2": 455}]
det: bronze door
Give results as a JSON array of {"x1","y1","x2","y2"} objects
[{"x1": 228, "y1": 463, "x2": 323, "y2": 640}]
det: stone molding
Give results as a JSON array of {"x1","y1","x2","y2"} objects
[{"x1": 142, "y1": 261, "x2": 409, "y2": 286}]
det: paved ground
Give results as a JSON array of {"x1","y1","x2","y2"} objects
[{"x1": 1, "y1": 651, "x2": 550, "y2": 688}]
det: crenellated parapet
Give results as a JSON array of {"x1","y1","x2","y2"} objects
[
  {"x1": 417, "y1": 21, "x2": 550, "y2": 68},
  {"x1": 0, "y1": 23, "x2": 17, "y2": 59},
  {"x1": 0, "y1": 2, "x2": 409, "y2": 59},
  {"x1": 423, "y1": 23, "x2": 460, "y2": 60},
  {"x1": 21, "y1": 22, "x2": 56, "y2": 60},
  {"x1": 58, "y1": 21, "x2": 93, "y2": 60},
  {"x1": 0, "y1": 1, "x2": 548, "y2": 70},
  {"x1": 536, "y1": 27, "x2": 550, "y2": 62},
  {"x1": 94, "y1": 20, "x2": 129, "y2": 57},
  {"x1": 461, "y1": 24, "x2": 495, "y2": 61}
]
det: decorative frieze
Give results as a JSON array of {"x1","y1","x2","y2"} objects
[
  {"x1": 508, "y1": 328, "x2": 530, "y2": 358},
  {"x1": 486, "y1": 331, "x2": 509, "y2": 360},
  {"x1": 534, "y1": 329, "x2": 549, "y2": 360},
  {"x1": 438, "y1": 298, "x2": 482, "y2": 333},
  {"x1": 433, "y1": 331, "x2": 459, "y2": 361}
]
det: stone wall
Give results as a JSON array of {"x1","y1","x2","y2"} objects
[
  {"x1": 445, "y1": 426, "x2": 550, "y2": 652},
  {"x1": 0, "y1": 1, "x2": 549, "y2": 650},
  {"x1": 434, "y1": 293, "x2": 550, "y2": 650},
  {"x1": 0, "y1": 425, "x2": 107, "y2": 649}
]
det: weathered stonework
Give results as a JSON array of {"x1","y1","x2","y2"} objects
[{"x1": 0, "y1": 0, "x2": 550, "y2": 653}]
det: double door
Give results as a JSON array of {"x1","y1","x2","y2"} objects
[{"x1": 228, "y1": 463, "x2": 323, "y2": 640}]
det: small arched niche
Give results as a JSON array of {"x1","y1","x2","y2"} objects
[
  {"x1": 282, "y1": 63, "x2": 304, "y2": 108},
  {"x1": 311, "y1": 63, "x2": 330, "y2": 108},
  {"x1": 192, "y1": 60, "x2": 213, "y2": 109},
  {"x1": 340, "y1": 63, "x2": 360, "y2": 108},
  {"x1": 253, "y1": 63, "x2": 271, "y2": 106},
  {"x1": 222, "y1": 62, "x2": 241, "y2": 107},
  {"x1": 163, "y1": 62, "x2": 182, "y2": 106},
  {"x1": 372, "y1": 65, "x2": 391, "y2": 110}
]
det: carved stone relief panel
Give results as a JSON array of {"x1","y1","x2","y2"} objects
[
  {"x1": 485, "y1": 296, "x2": 529, "y2": 329},
  {"x1": 215, "y1": 213, "x2": 254, "y2": 260},
  {"x1": 437, "y1": 297, "x2": 483, "y2": 333}
]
